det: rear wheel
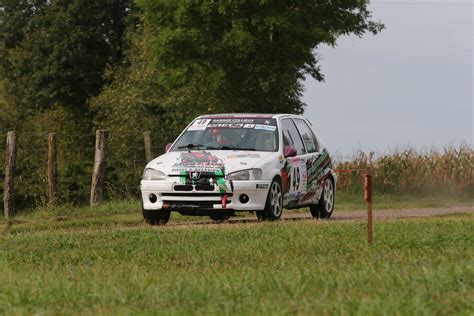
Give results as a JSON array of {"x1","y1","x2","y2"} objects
[
  {"x1": 257, "y1": 178, "x2": 283, "y2": 221},
  {"x1": 310, "y1": 178, "x2": 335, "y2": 219},
  {"x1": 143, "y1": 208, "x2": 171, "y2": 225}
]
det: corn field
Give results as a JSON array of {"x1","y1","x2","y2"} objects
[{"x1": 335, "y1": 144, "x2": 473, "y2": 197}]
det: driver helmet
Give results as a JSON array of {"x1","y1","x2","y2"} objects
[{"x1": 212, "y1": 128, "x2": 223, "y2": 145}]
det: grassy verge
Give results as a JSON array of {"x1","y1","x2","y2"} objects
[
  {"x1": 0, "y1": 213, "x2": 473, "y2": 314},
  {"x1": 335, "y1": 191, "x2": 474, "y2": 211},
  {"x1": 1, "y1": 192, "x2": 472, "y2": 234}
]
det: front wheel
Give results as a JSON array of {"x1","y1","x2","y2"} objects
[
  {"x1": 143, "y1": 208, "x2": 171, "y2": 225},
  {"x1": 310, "y1": 178, "x2": 335, "y2": 219},
  {"x1": 257, "y1": 178, "x2": 283, "y2": 221}
]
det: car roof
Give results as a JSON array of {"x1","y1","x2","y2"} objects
[{"x1": 197, "y1": 113, "x2": 303, "y2": 120}]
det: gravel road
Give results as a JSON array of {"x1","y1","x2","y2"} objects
[{"x1": 170, "y1": 206, "x2": 474, "y2": 227}]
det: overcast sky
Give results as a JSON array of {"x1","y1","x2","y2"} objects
[{"x1": 302, "y1": 0, "x2": 473, "y2": 158}]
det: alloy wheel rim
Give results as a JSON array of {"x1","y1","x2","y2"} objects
[
  {"x1": 324, "y1": 180, "x2": 334, "y2": 212},
  {"x1": 270, "y1": 182, "x2": 283, "y2": 217}
]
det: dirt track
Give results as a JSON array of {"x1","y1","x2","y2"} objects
[{"x1": 169, "y1": 206, "x2": 474, "y2": 227}]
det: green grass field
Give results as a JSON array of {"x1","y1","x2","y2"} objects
[{"x1": 0, "y1": 193, "x2": 473, "y2": 315}]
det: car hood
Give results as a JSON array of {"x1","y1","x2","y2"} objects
[{"x1": 146, "y1": 150, "x2": 277, "y2": 175}]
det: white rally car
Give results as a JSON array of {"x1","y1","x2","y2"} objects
[{"x1": 141, "y1": 114, "x2": 336, "y2": 225}]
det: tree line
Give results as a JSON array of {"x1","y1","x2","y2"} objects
[{"x1": 0, "y1": 0, "x2": 382, "y2": 206}]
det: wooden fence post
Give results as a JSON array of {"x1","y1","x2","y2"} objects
[
  {"x1": 90, "y1": 130, "x2": 108, "y2": 207},
  {"x1": 48, "y1": 133, "x2": 58, "y2": 206},
  {"x1": 3, "y1": 131, "x2": 17, "y2": 219},
  {"x1": 364, "y1": 173, "x2": 373, "y2": 244},
  {"x1": 143, "y1": 131, "x2": 153, "y2": 163}
]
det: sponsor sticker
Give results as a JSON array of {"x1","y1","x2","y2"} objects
[
  {"x1": 172, "y1": 166, "x2": 223, "y2": 172},
  {"x1": 212, "y1": 118, "x2": 255, "y2": 123},
  {"x1": 227, "y1": 153, "x2": 261, "y2": 158},
  {"x1": 255, "y1": 124, "x2": 276, "y2": 131},
  {"x1": 208, "y1": 123, "x2": 244, "y2": 128}
]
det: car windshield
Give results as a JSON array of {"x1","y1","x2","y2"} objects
[{"x1": 170, "y1": 118, "x2": 279, "y2": 152}]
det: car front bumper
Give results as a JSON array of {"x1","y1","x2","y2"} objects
[{"x1": 141, "y1": 179, "x2": 271, "y2": 211}]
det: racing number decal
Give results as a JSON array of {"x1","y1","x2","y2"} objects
[
  {"x1": 195, "y1": 119, "x2": 210, "y2": 126},
  {"x1": 283, "y1": 158, "x2": 307, "y2": 205},
  {"x1": 188, "y1": 119, "x2": 211, "y2": 131}
]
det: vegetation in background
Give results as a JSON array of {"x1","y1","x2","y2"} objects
[
  {"x1": 0, "y1": 0, "x2": 134, "y2": 206},
  {"x1": 0, "y1": 0, "x2": 132, "y2": 115},
  {"x1": 0, "y1": 214, "x2": 472, "y2": 314},
  {"x1": 336, "y1": 144, "x2": 473, "y2": 197},
  {"x1": 138, "y1": 0, "x2": 383, "y2": 114}
]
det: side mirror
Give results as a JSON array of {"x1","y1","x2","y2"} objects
[
  {"x1": 283, "y1": 146, "x2": 297, "y2": 158},
  {"x1": 165, "y1": 143, "x2": 172, "y2": 152}
]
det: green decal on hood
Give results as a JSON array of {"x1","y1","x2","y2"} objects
[{"x1": 179, "y1": 170, "x2": 187, "y2": 184}]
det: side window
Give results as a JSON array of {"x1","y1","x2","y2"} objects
[
  {"x1": 293, "y1": 119, "x2": 319, "y2": 153},
  {"x1": 281, "y1": 119, "x2": 306, "y2": 155}
]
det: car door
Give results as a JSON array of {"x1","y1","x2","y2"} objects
[
  {"x1": 293, "y1": 118, "x2": 330, "y2": 205},
  {"x1": 280, "y1": 118, "x2": 308, "y2": 207}
]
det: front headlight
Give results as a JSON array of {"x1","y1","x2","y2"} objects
[
  {"x1": 227, "y1": 169, "x2": 262, "y2": 181},
  {"x1": 143, "y1": 168, "x2": 166, "y2": 180}
]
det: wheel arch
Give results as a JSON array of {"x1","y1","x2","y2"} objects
[
  {"x1": 328, "y1": 169, "x2": 337, "y2": 192},
  {"x1": 268, "y1": 168, "x2": 283, "y2": 182}
]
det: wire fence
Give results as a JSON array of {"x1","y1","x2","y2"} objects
[{"x1": 0, "y1": 129, "x2": 170, "y2": 211}]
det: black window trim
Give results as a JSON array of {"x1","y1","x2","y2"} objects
[{"x1": 281, "y1": 118, "x2": 307, "y2": 156}]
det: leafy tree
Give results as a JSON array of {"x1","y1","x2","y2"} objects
[
  {"x1": 0, "y1": 80, "x2": 13, "y2": 131},
  {"x1": 0, "y1": 0, "x2": 132, "y2": 116},
  {"x1": 0, "y1": 0, "x2": 134, "y2": 207},
  {"x1": 138, "y1": 0, "x2": 383, "y2": 114},
  {"x1": 90, "y1": 17, "x2": 198, "y2": 192}
]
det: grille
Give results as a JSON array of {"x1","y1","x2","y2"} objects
[
  {"x1": 174, "y1": 185, "x2": 193, "y2": 191},
  {"x1": 195, "y1": 184, "x2": 214, "y2": 191},
  {"x1": 173, "y1": 184, "x2": 217, "y2": 192}
]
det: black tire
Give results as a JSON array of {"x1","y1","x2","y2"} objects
[
  {"x1": 310, "y1": 177, "x2": 335, "y2": 219},
  {"x1": 209, "y1": 212, "x2": 231, "y2": 221},
  {"x1": 257, "y1": 178, "x2": 283, "y2": 221},
  {"x1": 142, "y1": 208, "x2": 171, "y2": 225}
]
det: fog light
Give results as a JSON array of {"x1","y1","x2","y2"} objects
[
  {"x1": 149, "y1": 193, "x2": 157, "y2": 203},
  {"x1": 239, "y1": 194, "x2": 249, "y2": 204}
]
